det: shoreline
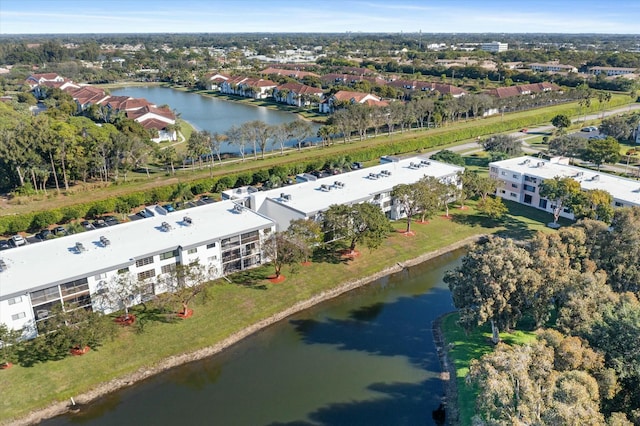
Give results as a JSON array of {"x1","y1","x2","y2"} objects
[
  {"x1": 433, "y1": 312, "x2": 461, "y2": 426},
  {"x1": 7, "y1": 235, "x2": 481, "y2": 426}
]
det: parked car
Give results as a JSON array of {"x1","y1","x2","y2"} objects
[
  {"x1": 163, "y1": 204, "x2": 175, "y2": 212},
  {"x1": 137, "y1": 210, "x2": 151, "y2": 218},
  {"x1": 35, "y1": 229, "x2": 52, "y2": 240},
  {"x1": 0, "y1": 239, "x2": 11, "y2": 250},
  {"x1": 581, "y1": 126, "x2": 598, "y2": 132},
  {"x1": 92, "y1": 219, "x2": 108, "y2": 228},
  {"x1": 52, "y1": 226, "x2": 67, "y2": 236},
  {"x1": 10, "y1": 235, "x2": 26, "y2": 247},
  {"x1": 81, "y1": 220, "x2": 94, "y2": 230},
  {"x1": 104, "y1": 216, "x2": 120, "y2": 226}
]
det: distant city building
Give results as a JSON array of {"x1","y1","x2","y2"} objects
[{"x1": 480, "y1": 41, "x2": 508, "y2": 53}]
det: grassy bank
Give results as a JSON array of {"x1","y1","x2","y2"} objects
[
  {"x1": 440, "y1": 312, "x2": 537, "y2": 425},
  {"x1": 0, "y1": 200, "x2": 554, "y2": 423}
]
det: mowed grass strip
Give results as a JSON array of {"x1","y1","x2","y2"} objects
[
  {"x1": 0, "y1": 201, "x2": 553, "y2": 422},
  {"x1": 440, "y1": 312, "x2": 537, "y2": 426}
]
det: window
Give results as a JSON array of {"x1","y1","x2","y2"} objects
[
  {"x1": 490, "y1": 167, "x2": 497, "y2": 173},
  {"x1": 511, "y1": 183, "x2": 518, "y2": 189},
  {"x1": 118, "y1": 267, "x2": 129, "y2": 274},
  {"x1": 160, "y1": 250, "x2": 179, "y2": 261},
  {"x1": 539, "y1": 199, "x2": 548, "y2": 209},
  {"x1": 501, "y1": 171, "x2": 507, "y2": 176},
  {"x1": 615, "y1": 201, "x2": 623, "y2": 207},
  {"x1": 11, "y1": 312, "x2": 26, "y2": 321},
  {"x1": 137, "y1": 269, "x2": 156, "y2": 281},
  {"x1": 510, "y1": 193, "x2": 517, "y2": 198},
  {"x1": 94, "y1": 272, "x2": 107, "y2": 280},
  {"x1": 524, "y1": 175, "x2": 537, "y2": 184},
  {"x1": 524, "y1": 194, "x2": 532, "y2": 204},
  {"x1": 523, "y1": 184, "x2": 535, "y2": 192},
  {"x1": 30, "y1": 287, "x2": 60, "y2": 306},
  {"x1": 8, "y1": 296, "x2": 22, "y2": 305},
  {"x1": 187, "y1": 248, "x2": 197, "y2": 254},
  {"x1": 161, "y1": 263, "x2": 176, "y2": 274},
  {"x1": 60, "y1": 278, "x2": 89, "y2": 296},
  {"x1": 135, "y1": 256, "x2": 154, "y2": 267},
  {"x1": 206, "y1": 242, "x2": 216, "y2": 249},
  {"x1": 512, "y1": 174, "x2": 518, "y2": 179}
]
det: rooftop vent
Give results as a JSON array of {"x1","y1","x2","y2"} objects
[
  {"x1": 233, "y1": 204, "x2": 245, "y2": 213},
  {"x1": 368, "y1": 172, "x2": 379, "y2": 180},
  {"x1": 183, "y1": 216, "x2": 193, "y2": 225},
  {"x1": 592, "y1": 175, "x2": 600, "y2": 181},
  {"x1": 0, "y1": 258, "x2": 7, "y2": 272},
  {"x1": 537, "y1": 162, "x2": 545, "y2": 167},
  {"x1": 100, "y1": 236, "x2": 110, "y2": 247},
  {"x1": 283, "y1": 193, "x2": 292, "y2": 201},
  {"x1": 334, "y1": 181, "x2": 345, "y2": 188},
  {"x1": 522, "y1": 159, "x2": 531, "y2": 165},
  {"x1": 420, "y1": 160, "x2": 431, "y2": 167},
  {"x1": 320, "y1": 184, "x2": 332, "y2": 191},
  {"x1": 409, "y1": 162, "x2": 419, "y2": 169},
  {"x1": 161, "y1": 221, "x2": 172, "y2": 232},
  {"x1": 380, "y1": 170, "x2": 392, "y2": 177},
  {"x1": 75, "y1": 242, "x2": 87, "y2": 253}
]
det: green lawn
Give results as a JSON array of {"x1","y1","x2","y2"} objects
[
  {"x1": 440, "y1": 312, "x2": 537, "y2": 425},
  {"x1": 0, "y1": 200, "x2": 558, "y2": 423}
]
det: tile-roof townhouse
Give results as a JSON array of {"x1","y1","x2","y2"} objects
[
  {"x1": 64, "y1": 86, "x2": 109, "y2": 111},
  {"x1": 260, "y1": 67, "x2": 320, "y2": 80},
  {"x1": 319, "y1": 90, "x2": 388, "y2": 113},
  {"x1": 484, "y1": 82, "x2": 561, "y2": 99},
  {"x1": 24, "y1": 73, "x2": 64, "y2": 89},
  {"x1": 99, "y1": 95, "x2": 154, "y2": 112},
  {"x1": 204, "y1": 72, "x2": 230, "y2": 91},
  {"x1": 125, "y1": 105, "x2": 176, "y2": 142},
  {"x1": 387, "y1": 79, "x2": 466, "y2": 98},
  {"x1": 273, "y1": 82, "x2": 324, "y2": 107},
  {"x1": 220, "y1": 76, "x2": 278, "y2": 99}
]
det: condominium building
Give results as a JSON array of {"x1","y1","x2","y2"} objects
[
  {"x1": 489, "y1": 156, "x2": 640, "y2": 219},
  {"x1": 0, "y1": 155, "x2": 464, "y2": 339},
  {"x1": 0, "y1": 200, "x2": 276, "y2": 339}
]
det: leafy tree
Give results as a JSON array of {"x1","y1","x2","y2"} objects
[
  {"x1": 157, "y1": 260, "x2": 215, "y2": 316},
  {"x1": 599, "y1": 115, "x2": 633, "y2": 141},
  {"x1": 539, "y1": 176, "x2": 582, "y2": 224},
  {"x1": 551, "y1": 114, "x2": 571, "y2": 132},
  {"x1": 0, "y1": 323, "x2": 22, "y2": 366},
  {"x1": 263, "y1": 231, "x2": 306, "y2": 278},
  {"x1": 548, "y1": 134, "x2": 587, "y2": 161},
  {"x1": 444, "y1": 236, "x2": 535, "y2": 342},
  {"x1": 477, "y1": 196, "x2": 508, "y2": 221},
  {"x1": 582, "y1": 137, "x2": 621, "y2": 171},
  {"x1": 323, "y1": 202, "x2": 391, "y2": 254},
  {"x1": 186, "y1": 130, "x2": 210, "y2": 169},
  {"x1": 415, "y1": 176, "x2": 442, "y2": 222},
  {"x1": 430, "y1": 149, "x2": 465, "y2": 166},
  {"x1": 391, "y1": 183, "x2": 423, "y2": 233},
  {"x1": 482, "y1": 134, "x2": 523, "y2": 157},
  {"x1": 285, "y1": 219, "x2": 323, "y2": 263},
  {"x1": 571, "y1": 189, "x2": 614, "y2": 223},
  {"x1": 287, "y1": 119, "x2": 313, "y2": 151}
]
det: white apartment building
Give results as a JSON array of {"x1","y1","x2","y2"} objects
[
  {"x1": 587, "y1": 66, "x2": 638, "y2": 77},
  {"x1": 480, "y1": 41, "x2": 508, "y2": 53},
  {"x1": 529, "y1": 62, "x2": 578, "y2": 73},
  {"x1": 0, "y1": 156, "x2": 464, "y2": 338},
  {"x1": 489, "y1": 156, "x2": 640, "y2": 219},
  {"x1": 244, "y1": 156, "x2": 464, "y2": 231},
  {"x1": 0, "y1": 200, "x2": 276, "y2": 339}
]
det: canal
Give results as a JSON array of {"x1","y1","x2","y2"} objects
[
  {"x1": 44, "y1": 249, "x2": 463, "y2": 426},
  {"x1": 110, "y1": 86, "x2": 321, "y2": 154}
]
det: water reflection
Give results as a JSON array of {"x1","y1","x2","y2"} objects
[{"x1": 43, "y1": 249, "x2": 463, "y2": 426}]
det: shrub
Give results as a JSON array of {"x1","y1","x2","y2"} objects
[{"x1": 29, "y1": 210, "x2": 63, "y2": 231}]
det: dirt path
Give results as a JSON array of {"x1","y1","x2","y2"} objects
[{"x1": 6, "y1": 235, "x2": 482, "y2": 426}]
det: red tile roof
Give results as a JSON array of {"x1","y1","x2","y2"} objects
[
  {"x1": 276, "y1": 82, "x2": 323, "y2": 95},
  {"x1": 484, "y1": 82, "x2": 560, "y2": 98}
]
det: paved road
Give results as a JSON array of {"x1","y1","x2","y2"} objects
[{"x1": 428, "y1": 103, "x2": 640, "y2": 178}]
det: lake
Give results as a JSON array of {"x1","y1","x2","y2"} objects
[
  {"x1": 43, "y1": 249, "x2": 463, "y2": 426},
  {"x1": 110, "y1": 86, "x2": 321, "y2": 155}
]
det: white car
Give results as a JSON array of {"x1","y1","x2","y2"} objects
[
  {"x1": 581, "y1": 126, "x2": 598, "y2": 132},
  {"x1": 10, "y1": 235, "x2": 26, "y2": 247}
]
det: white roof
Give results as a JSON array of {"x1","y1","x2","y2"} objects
[
  {"x1": 0, "y1": 200, "x2": 274, "y2": 299},
  {"x1": 491, "y1": 156, "x2": 640, "y2": 206},
  {"x1": 258, "y1": 156, "x2": 464, "y2": 216}
]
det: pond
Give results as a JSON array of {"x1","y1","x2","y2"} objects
[
  {"x1": 110, "y1": 86, "x2": 321, "y2": 155},
  {"x1": 43, "y1": 249, "x2": 463, "y2": 426}
]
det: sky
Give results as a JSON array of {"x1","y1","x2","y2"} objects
[{"x1": 1, "y1": 0, "x2": 639, "y2": 35}]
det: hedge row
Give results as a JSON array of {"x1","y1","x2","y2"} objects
[{"x1": 0, "y1": 98, "x2": 630, "y2": 236}]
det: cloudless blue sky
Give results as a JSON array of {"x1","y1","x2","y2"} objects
[{"x1": 1, "y1": 0, "x2": 639, "y2": 35}]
